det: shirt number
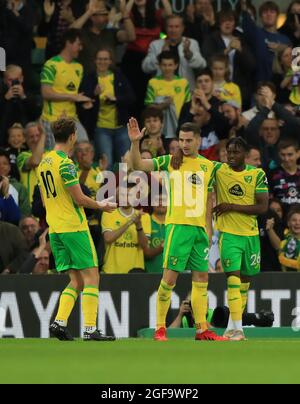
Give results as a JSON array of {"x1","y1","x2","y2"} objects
[{"x1": 41, "y1": 171, "x2": 57, "y2": 199}]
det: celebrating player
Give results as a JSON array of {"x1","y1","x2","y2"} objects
[
  {"x1": 214, "y1": 137, "x2": 269, "y2": 341},
  {"x1": 37, "y1": 118, "x2": 117, "y2": 341},
  {"x1": 129, "y1": 117, "x2": 227, "y2": 341}
]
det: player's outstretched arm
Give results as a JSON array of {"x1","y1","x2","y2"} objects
[
  {"x1": 128, "y1": 117, "x2": 154, "y2": 173},
  {"x1": 67, "y1": 184, "x2": 117, "y2": 212}
]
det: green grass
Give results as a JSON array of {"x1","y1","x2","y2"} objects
[{"x1": 1, "y1": 339, "x2": 300, "y2": 384}]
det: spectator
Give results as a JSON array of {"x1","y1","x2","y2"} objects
[
  {"x1": 145, "y1": 51, "x2": 191, "y2": 137},
  {"x1": 168, "y1": 138, "x2": 180, "y2": 155},
  {"x1": 0, "y1": 149, "x2": 31, "y2": 217},
  {"x1": 268, "y1": 139, "x2": 300, "y2": 209},
  {"x1": 121, "y1": 0, "x2": 172, "y2": 118},
  {"x1": 0, "y1": 65, "x2": 41, "y2": 146},
  {"x1": 178, "y1": 86, "x2": 229, "y2": 160},
  {"x1": 184, "y1": 0, "x2": 216, "y2": 47},
  {"x1": 19, "y1": 215, "x2": 40, "y2": 250},
  {"x1": 101, "y1": 184, "x2": 151, "y2": 274},
  {"x1": 242, "y1": 81, "x2": 276, "y2": 122},
  {"x1": 270, "y1": 198, "x2": 285, "y2": 221},
  {"x1": 41, "y1": 29, "x2": 91, "y2": 150},
  {"x1": 0, "y1": 221, "x2": 28, "y2": 274},
  {"x1": 210, "y1": 54, "x2": 242, "y2": 107},
  {"x1": 79, "y1": 47, "x2": 134, "y2": 170},
  {"x1": 0, "y1": 0, "x2": 35, "y2": 80},
  {"x1": 259, "y1": 199, "x2": 284, "y2": 272},
  {"x1": 5, "y1": 123, "x2": 27, "y2": 181},
  {"x1": 39, "y1": 0, "x2": 87, "y2": 59},
  {"x1": 202, "y1": 9, "x2": 256, "y2": 109},
  {"x1": 144, "y1": 193, "x2": 166, "y2": 273},
  {"x1": 17, "y1": 122, "x2": 46, "y2": 204},
  {"x1": 240, "y1": 0, "x2": 291, "y2": 82},
  {"x1": 142, "y1": 14, "x2": 206, "y2": 90},
  {"x1": 31, "y1": 248, "x2": 51, "y2": 275},
  {"x1": 279, "y1": 207, "x2": 300, "y2": 272},
  {"x1": 74, "y1": 141, "x2": 104, "y2": 251},
  {"x1": 245, "y1": 146, "x2": 262, "y2": 168},
  {"x1": 141, "y1": 107, "x2": 166, "y2": 157},
  {"x1": 18, "y1": 228, "x2": 51, "y2": 274},
  {"x1": 272, "y1": 46, "x2": 294, "y2": 104},
  {"x1": 279, "y1": 0, "x2": 300, "y2": 47},
  {"x1": 72, "y1": 0, "x2": 136, "y2": 75},
  {"x1": 221, "y1": 100, "x2": 249, "y2": 138},
  {"x1": 0, "y1": 175, "x2": 21, "y2": 225}
]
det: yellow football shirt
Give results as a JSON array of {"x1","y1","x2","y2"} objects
[
  {"x1": 145, "y1": 75, "x2": 191, "y2": 117},
  {"x1": 41, "y1": 56, "x2": 83, "y2": 122},
  {"x1": 214, "y1": 163, "x2": 269, "y2": 236},
  {"x1": 37, "y1": 150, "x2": 89, "y2": 234},
  {"x1": 17, "y1": 151, "x2": 49, "y2": 204},
  {"x1": 214, "y1": 82, "x2": 242, "y2": 108},
  {"x1": 96, "y1": 72, "x2": 121, "y2": 129},
  {"x1": 101, "y1": 208, "x2": 151, "y2": 274},
  {"x1": 152, "y1": 154, "x2": 214, "y2": 228}
]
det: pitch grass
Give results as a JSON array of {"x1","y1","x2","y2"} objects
[{"x1": 1, "y1": 339, "x2": 300, "y2": 384}]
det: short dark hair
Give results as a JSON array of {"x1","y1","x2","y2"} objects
[
  {"x1": 217, "y1": 9, "x2": 237, "y2": 26},
  {"x1": 256, "y1": 81, "x2": 277, "y2": 95},
  {"x1": 196, "y1": 68, "x2": 213, "y2": 81},
  {"x1": 179, "y1": 122, "x2": 201, "y2": 137},
  {"x1": 141, "y1": 106, "x2": 164, "y2": 124},
  {"x1": 51, "y1": 119, "x2": 77, "y2": 143},
  {"x1": 278, "y1": 138, "x2": 299, "y2": 152},
  {"x1": 226, "y1": 137, "x2": 250, "y2": 152},
  {"x1": 158, "y1": 50, "x2": 179, "y2": 65},
  {"x1": 61, "y1": 29, "x2": 82, "y2": 49},
  {"x1": 287, "y1": 205, "x2": 300, "y2": 222},
  {"x1": 247, "y1": 146, "x2": 261, "y2": 154},
  {"x1": 0, "y1": 148, "x2": 10, "y2": 162},
  {"x1": 259, "y1": 1, "x2": 280, "y2": 17}
]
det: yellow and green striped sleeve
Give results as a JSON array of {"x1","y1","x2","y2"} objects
[
  {"x1": 41, "y1": 61, "x2": 57, "y2": 86},
  {"x1": 59, "y1": 160, "x2": 79, "y2": 188},
  {"x1": 152, "y1": 155, "x2": 171, "y2": 172},
  {"x1": 145, "y1": 81, "x2": 156, "y2": 105},
  {"x1": 256, "y1": 169, "x2": 269, "y2": 193}
]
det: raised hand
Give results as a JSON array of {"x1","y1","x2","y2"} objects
[
  {"x1": 127, "y1": 118, "x2": 146, "y2": 143},
  {"x1": 97, "y1": 196, "x2": 117, "y2": 213}
]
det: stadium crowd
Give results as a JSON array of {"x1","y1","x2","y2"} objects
[{"x1": 1, "y1": 0, "x2": 300, "y2": 275}]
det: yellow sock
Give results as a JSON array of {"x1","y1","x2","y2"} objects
[
  {"x1": 227, "y1": 276, "x2": 242, "y2": 322},
  {"x1": 82, "y1": 286, "x2": 99, "y2": 327},
  {"x1": 192, "y1": 282, "x2": 208, "y2": 332},
  {"x1": 156, "y1": 280, "x2": 175, "y2": 329},
  {"x1": 56, "y1": 287, "x2": 79, "y2": 325},
  {"x1": 241, "y1": 283, "x2": 250, "y2": 313}
]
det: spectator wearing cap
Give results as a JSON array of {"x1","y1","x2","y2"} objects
[
  {"x1": 142, "y1": 14, "x2": 206, "y2": 90},
  {"x1": 71, "y1": 0, "x2": 136, "y2": 75},
  {"x1": 202, "y1": 9, "x2": 256, "y2": 109},
  {"x1": 240, "y1": 0, "x2": 291, "y2": 82}
]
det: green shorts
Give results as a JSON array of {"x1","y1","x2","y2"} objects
[
  {"x1": 219, "y1": 232, "x2": 261, "y2": 276},
  {"x1": 163, "y1": 224, "x2": 209, "y2": 273},
  {"x1": 49, "y1": 231, "x2": 98, "y2": 272}
]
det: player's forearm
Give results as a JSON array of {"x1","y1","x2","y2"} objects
[
  {"x1": 230, "y1": 203, "x2": 268, "y2": 216},
  {"x1": 130, "y1": 141, "x2": 144, "y2": 171},
  {"x1": 74, "y1": 194, "x2": 99, "y2": 210}
]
